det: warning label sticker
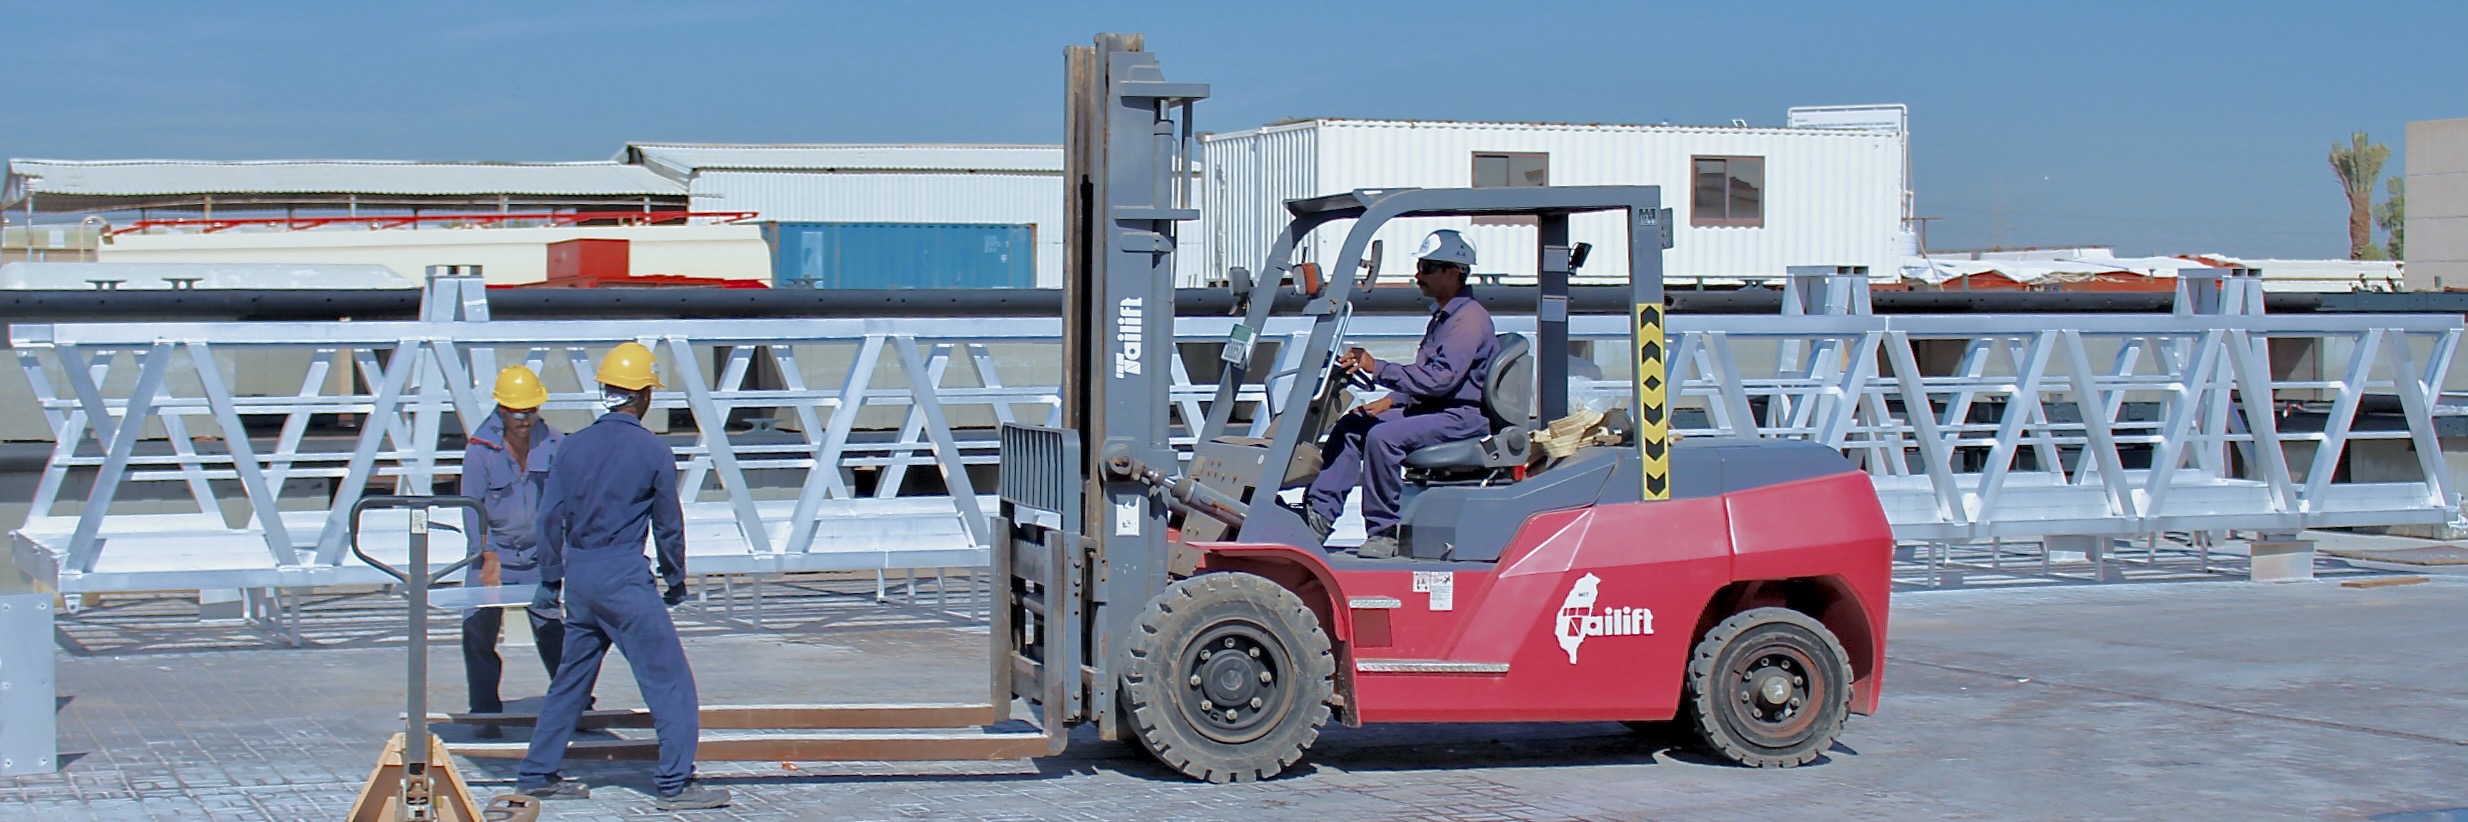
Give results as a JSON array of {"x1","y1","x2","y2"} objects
[{"x1": 1412, "y1": 571, "x2": 1454, "y2": 611}]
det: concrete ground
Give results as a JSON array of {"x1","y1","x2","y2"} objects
[{"x1": 7, "y1": 572, "x2": 2468, "y2": 821}]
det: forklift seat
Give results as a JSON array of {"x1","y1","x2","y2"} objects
[{"x1": 1402, "y1": 333, "x2": 1537, "y2": 475}]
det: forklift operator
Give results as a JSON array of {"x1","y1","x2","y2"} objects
[{"x1": 1303, "y1": 229, "x2": 1500, "y2": 559}]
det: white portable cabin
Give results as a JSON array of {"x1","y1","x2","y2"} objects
[{"x1": 1199, "y1": 107, "x2": 1910, "y2": 288}]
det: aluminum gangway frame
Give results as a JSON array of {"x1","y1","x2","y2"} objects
[{"x1": 9, "y1": 267, "x2": 2460, "y2": 616}]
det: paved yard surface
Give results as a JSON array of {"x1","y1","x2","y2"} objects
[{"x1": 7, "y1": 573, "x2": 2468, "y2": 821}]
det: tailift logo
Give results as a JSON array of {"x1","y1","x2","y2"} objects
[
  {"x1": 1553, "y1": 573, "x2": 1652, "y2": 664},
  {"x1": 1113, "y1": 297, "x2": 1144, "y2": 379}
]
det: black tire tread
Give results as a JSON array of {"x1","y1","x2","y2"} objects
[
  {"x1": 1682, "y1": 606, "x2": 1852, "y2": 768},
  {"x1": 1121, "y1": 572, "x2": 1336, "y2": 783}
]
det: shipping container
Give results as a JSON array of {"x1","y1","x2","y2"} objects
[
  {"x1": 626, "y1": 144, "x2": 1209, "y2": 288},
  {"x1": 1200, "y1": 115, "x2": 1910, "y2": 288},
  {"x1": 762, "y1": 222, "x2": 1037, "y2": 289},
  {"x1": 702, "y1": 167, "x2": 1065, "y2": 286},
  {"x1": 546, "y1": 238, "x2": 629, "y2": 281}
]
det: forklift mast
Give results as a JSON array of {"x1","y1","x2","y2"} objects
[{"x1": 1019, "y1": 34, "x2": 1207, "y2": 741}]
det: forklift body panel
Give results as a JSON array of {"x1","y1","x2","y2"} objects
[{"x1": 1194, "y1": 440, "x2": 1892, "y2": 726}]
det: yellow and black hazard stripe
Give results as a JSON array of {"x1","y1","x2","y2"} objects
[{"x1": 1634, "y1": 302, "x2": 1670, "y2": 500}]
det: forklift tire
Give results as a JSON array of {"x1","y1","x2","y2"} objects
[
  {"x1": 1121, "y1": 572, "x2": 1335, "y2": 783},
  {"x1": 1681, "y1": 607, "x2": 1852, "y2": 768}
]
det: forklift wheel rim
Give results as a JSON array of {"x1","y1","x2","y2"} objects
[
  {"x1": 1716, "y1": 632, "x2": 1827, "y2": 744},
  {"x1": 1176, "y1": 619, "x2": 1293, "y2": 744}
]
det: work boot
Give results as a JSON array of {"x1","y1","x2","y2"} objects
[
  {"x1": 516, "y1": 775, "x2": 589, "y2": 800},
  {"x1": 1357, "y1": 533, "x2": 1400, "y2": 559},
  {"x1": 1303, "y1": 508, "x2": 1335, "y2": 545},
  {"x1": 653, "y1": 781, "x2": 731, "y2": 811}
]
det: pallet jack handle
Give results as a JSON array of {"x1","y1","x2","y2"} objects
[{"x1": 348, "y1": 494, "x2": 484, "y2": 821}]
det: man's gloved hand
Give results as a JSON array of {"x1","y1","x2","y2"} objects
[
  {"x1": 663, "y1": 582, "x2": 687, "y2": 608},
  {"x1": 529, "y1": 581, "x2": 562, "y2": 618}
]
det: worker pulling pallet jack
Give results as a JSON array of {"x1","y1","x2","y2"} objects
[
  {"x1": 347, "y1": 348, "x2": 722, "y2": 818},
  {"x1": 514, "y1": 342, "x2": 729, "y2": 811}
]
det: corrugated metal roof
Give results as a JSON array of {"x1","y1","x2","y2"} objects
[
  {"x1": 624, "y1": 143, "x2": 1064, "y2": 178},
  {"x1": 6, "y1": 159, "x2": 684, "y2": 197}
]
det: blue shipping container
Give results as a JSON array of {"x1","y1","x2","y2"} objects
[{"x1": 761, "y1": 222, "x2": 1037, "y2": 289}]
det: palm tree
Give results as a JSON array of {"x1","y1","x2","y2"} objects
[
  {"x1": 2329, "y1": 131, "x2": 2390, "y2": 260},
  {"x1": 2378, "y1": 176, "x2": 2405, "y2": 260}
]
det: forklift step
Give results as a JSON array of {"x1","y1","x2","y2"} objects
[
  {"x1": 1355, "y1": 659, "x2": 1511, "y2": 674},
  {"x1": 1347, "y1": 596, "x2": 1403, "y2": 609},
  {"x1": 448, "y1": 730, "x2": 1056, "y2": 762},
  {"x1": 430, "y1": 703, "x2": 1003, "y2": 730}
]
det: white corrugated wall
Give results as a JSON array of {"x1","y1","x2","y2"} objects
[
  {"x1": 1201, "y1": 122, "x2": 1318, "y2": 287},
  {"x1": 1202, "y1": 120, "x2": 1905, "y2": 288}
]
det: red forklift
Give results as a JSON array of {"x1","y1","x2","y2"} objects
[{"x1": 451, "y1": 33, "x2": 1892, "y2": 785}]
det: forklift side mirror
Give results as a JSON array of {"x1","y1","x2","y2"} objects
[
  {"x1": 1293, "y1": 263, "x2": 1324, "y2": 297},
  {"x1": 1226, "y1": 266, "x2": 1253, "y2": 294},
  {"x1": 1570, "y1": 242, "x2": 1593, "y2": 271},
  {"x1": 1359, "y1": 240, "x2": 1383, "y2": 290}
]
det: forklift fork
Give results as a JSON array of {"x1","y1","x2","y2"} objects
[{"x1": 445, "y1": 426, "x2": 1084, "y2": 764}]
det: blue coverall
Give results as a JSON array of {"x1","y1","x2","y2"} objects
[
  {"x1": 1306, "y1": 292, "x2": 1500, "y2": 536},
  {"x1": 516, "y1": 411, "x2": 699, "y2": 796},
  {"x1": 459, "y1": 412, "x2": 565, "y2": 714}
]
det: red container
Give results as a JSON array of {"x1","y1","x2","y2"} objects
[{"x1": 545, "y1": 238, "x2": 630, "y2": 285}]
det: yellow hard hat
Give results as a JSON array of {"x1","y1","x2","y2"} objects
[
  {"x1": 596, "y1": 341, "x2": 664, "y2": 391},
  {"x1": 492, "y1": 365, "x2": 549, "y2": 410}
]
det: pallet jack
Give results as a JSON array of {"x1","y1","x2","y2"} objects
[{"x1": 342, "y1": 495, "x2": 535, "y2": 822}]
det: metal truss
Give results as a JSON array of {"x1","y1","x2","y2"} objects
[
  {"x1": 1682, "y1": 270, "x2": 2463, "y2": 553},
  {"x1": 1666, "y1": 312, "x2": 2460, "y2": 542},
  {"x1": 10, "y1": 272, "x2": 2461, "y2": 599}
]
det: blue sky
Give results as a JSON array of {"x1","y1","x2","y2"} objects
[{"x1": 3, "y1": 1, "x2": 2459, "y2": 258}]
